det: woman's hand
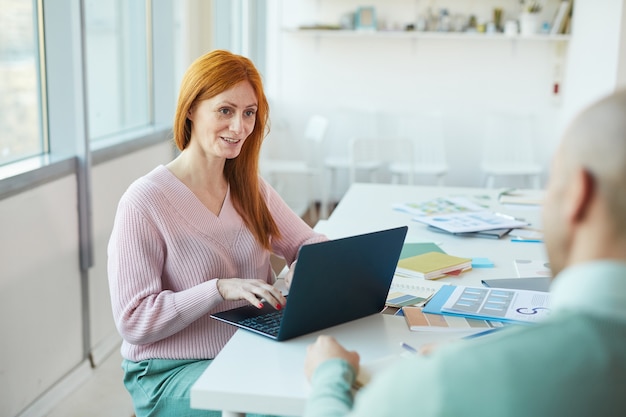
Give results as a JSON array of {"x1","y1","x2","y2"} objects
[
  {"x1": 304, "y1": 335, "x2": 360, "y2": 381},
  {"x1": 283, "y1": 261, "x2": 297, "y2": 289},
  {"x1": 216, "y1": 278, "x2": 286, "y2": 309}
]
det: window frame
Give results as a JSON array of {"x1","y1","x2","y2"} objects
[{"x1": 0, "y1": 0, "x2": 176, "y2": 200}]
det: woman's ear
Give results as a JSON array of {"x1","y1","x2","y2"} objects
[{"x1": 187, "y1": 104, "x2": 195, "y2": 120}]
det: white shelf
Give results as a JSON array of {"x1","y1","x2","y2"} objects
[{"x1": 284, "y1": 28, "x2": 571, "y2": 42}]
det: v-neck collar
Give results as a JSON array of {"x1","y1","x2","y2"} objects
[{"x1": 150, "y1": 165, "x2": 242, "y2": 246}]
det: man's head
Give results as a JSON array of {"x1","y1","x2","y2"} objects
[{"x1": 543, "y1": 90, "x2": 626, "y2": 276}]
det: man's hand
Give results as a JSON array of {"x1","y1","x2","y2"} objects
[{"x1": 304, "y1": 335, "x2": 360, "y2": 380}]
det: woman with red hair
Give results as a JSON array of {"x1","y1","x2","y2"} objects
[{"x1": 108, "y1": 49, "x2": 326, "y2": 416}]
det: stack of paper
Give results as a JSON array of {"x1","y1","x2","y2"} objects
[
  {"x1": 396, "y1": 251, "x2": 472, "y2": 280},
  {"x1": 396, "y1": 196, "x2": 527, "y2": 237},
  {"x1": 413, "y1": 211, "x2": 527, "y2": 234},
  {"x1": 428, "y1": 225, "x2": 512, "y2": 239}
]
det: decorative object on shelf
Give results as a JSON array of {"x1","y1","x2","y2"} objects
[
  {"x1": 519, "y1": 0, "x2": 542, "y2": 36},
  {"x1": 520, "y1": 0, "x2": 542, "y2": 13},
  {"x1": 340, "y1": 12, "x2": 355, "y2": 30},
  {"x1": 493, "y1": 8, "x2": 503, "y2": 31},
  {"x1": 298, "y1": 24, "x2": 341, "y2": 30},
  {"x1": 519, "y1": 12, "x2": 539, "y2": 36},
  {"x1": 416, "y1": 14, "x2": 428, "y2": 31},
  {"x1": 436, "y1": 8, "x2": 452, "y2": 32},
  {"x1": 286, "y1": 0, "x2": 573, "y2": 41},
  {"x1": 466, "y1": 15, "x2": 478, "y2": 33},
  {"x1": 355, "y1": 6, "x2": 376, "y2": 31},
  {"x1": 504, "y1": 20, "x2": 519, "y2": 36},
  {"x1": 550, "y1": 0, "x2": 573, "y2": 35}
]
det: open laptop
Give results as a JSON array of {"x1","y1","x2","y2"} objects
[{"x1": 211, "y1": 226, "x2": 408, "y2": 341}]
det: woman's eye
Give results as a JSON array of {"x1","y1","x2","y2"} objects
[
  {"x1": 245, "y1": 110, "x2": 256, "y2": 117},
  {"x1": 219, "y1": 108, "x2": 231, "y2": 115}
]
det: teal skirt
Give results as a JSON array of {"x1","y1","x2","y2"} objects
[{"x1": 122, "y1": 358, "x2": 275, "y2": 417}]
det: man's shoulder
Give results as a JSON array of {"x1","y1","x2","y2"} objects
[{"x1": 406, "y1": 314, "x2": 626, "y2": 416}]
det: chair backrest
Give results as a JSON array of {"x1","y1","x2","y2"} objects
[
  {"x1": 377, "y1": 138, "x2": 414, "y2": 167},
  {"x1": 348, "y1": 138, "x2": 381, "y2": 182},
  {"x1": 398, "y1": 112, "x2": 447, "y2": 165},
  {"x1": 304, "y1": 115, "x2": 329, "y2": 143},
  {"x1": 483, "y1": 112, "x2": 537, "y2": 167}
]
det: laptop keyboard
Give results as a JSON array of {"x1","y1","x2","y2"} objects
[{"x1": 238, "y1": 309, "x2": 284, "y2": 337}]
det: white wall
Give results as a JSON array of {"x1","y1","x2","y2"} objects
[
  {"x1": 559, "y1": 0, "x2": 626, "y2": 130},
  {"x1": 0, "y1": 141, "x2": 174, "y2": 417},
  {"x1": 264, "y1": 0, "x2": 571, "y2": 205},
  {"x1": 0, "y1": 176, "x2": 82, "y2": 416},
  {"x1": 620, "y1": 3, "x2": 626, "y2": 89}
]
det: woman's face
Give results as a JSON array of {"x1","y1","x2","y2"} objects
[{"x1": 187, "y1": 81, "x2": 257, "y2": 161}]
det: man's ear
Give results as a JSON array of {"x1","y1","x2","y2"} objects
[{"x1": 567, "y1": 168, "x2": 596, "y2": 224}]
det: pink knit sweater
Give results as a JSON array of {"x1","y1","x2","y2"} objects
[{"x1": 107, "y1": 165, "x2": 326, "y2": 361}]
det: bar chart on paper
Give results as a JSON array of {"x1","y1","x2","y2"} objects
[{"x1": 423, "y1": 285, "x2": 552, "y2": 324}]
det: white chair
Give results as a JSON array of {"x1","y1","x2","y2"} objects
[
  {"x1": 323, "y1": 107, "x2": 382, "y2": 203},
  {"x1": 481, "y1": 112, "x2": 542, "y2": 189},
  {"x1": 261, "y1": 114, "x2": 329, "y2": 217},
  {"x1": 347, "y1": 138, "x2": 384, "y2": 184},
  {"x1": 388, "y1": 112, "x2": 448, "y2": 185}
]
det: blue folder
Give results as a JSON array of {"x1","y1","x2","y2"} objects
[{"x1": 421, "y1": 285, "x2": 457, "y2": 315}]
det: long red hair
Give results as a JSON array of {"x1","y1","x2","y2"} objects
[{"x1": 173, "y1": 49, "x2": 279, "y2": 249}]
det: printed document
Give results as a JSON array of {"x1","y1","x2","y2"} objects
[{"x1": 441, "y1": 286, "x2": 551, "y2": 324}]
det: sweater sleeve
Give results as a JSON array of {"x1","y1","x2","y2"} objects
[
  {"x1": 305, "y1": 354, "x2": 451, "y2": 417},
  {"x1": 107, "y1": 197, "x2": 221, "y2": 345},
  {"x1": 304, "y1": 359, "x2": 356, "y2": 417}
]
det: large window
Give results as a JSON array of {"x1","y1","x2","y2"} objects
[
  {"x1": 0, "y1": 0, "x2": 269, "y2": 195},
  {"x1": 0, "y1": 0, "x2": 44, "y2": 166},
  {"x1": 84, "y1": 0, "x2": 151, "y2": 141}
]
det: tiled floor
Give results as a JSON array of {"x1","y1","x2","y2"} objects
[{"x1": 45, "y1": 347, "x2": 134, "y2": 417}]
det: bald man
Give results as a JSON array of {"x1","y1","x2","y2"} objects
[{"x1": 303, "y1": 90, "x2": 626, "y2": 417}]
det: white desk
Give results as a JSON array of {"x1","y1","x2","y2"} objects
[
  {"x1": 191, "y1": 184, "x2": 547, "y2": 416},
  {"x1": 319, "y1": 184, "x2": 546, "y2": 287}
]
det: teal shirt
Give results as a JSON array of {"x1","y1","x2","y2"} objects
[{"x1": 305, "y1": 261, "x2": 626, "y2": 417}]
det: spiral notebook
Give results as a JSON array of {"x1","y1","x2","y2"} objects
[{"x1": 386, "y1": 275, "x2": 448, "y2": 308}]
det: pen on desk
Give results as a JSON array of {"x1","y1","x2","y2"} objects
[
  {"x1": 400, "y1": 342, "x2": 418, "y2": 354},
  {"x1": 511, "y1": 238, "x2": 543, "y2": 243},
  {"x1": 463, "y1": 327, "x2": 504, "y2": 340}
]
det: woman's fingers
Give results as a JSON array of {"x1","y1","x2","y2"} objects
[{"x1": 217, "y1": 278, "x2": 286, "y2": 309}]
